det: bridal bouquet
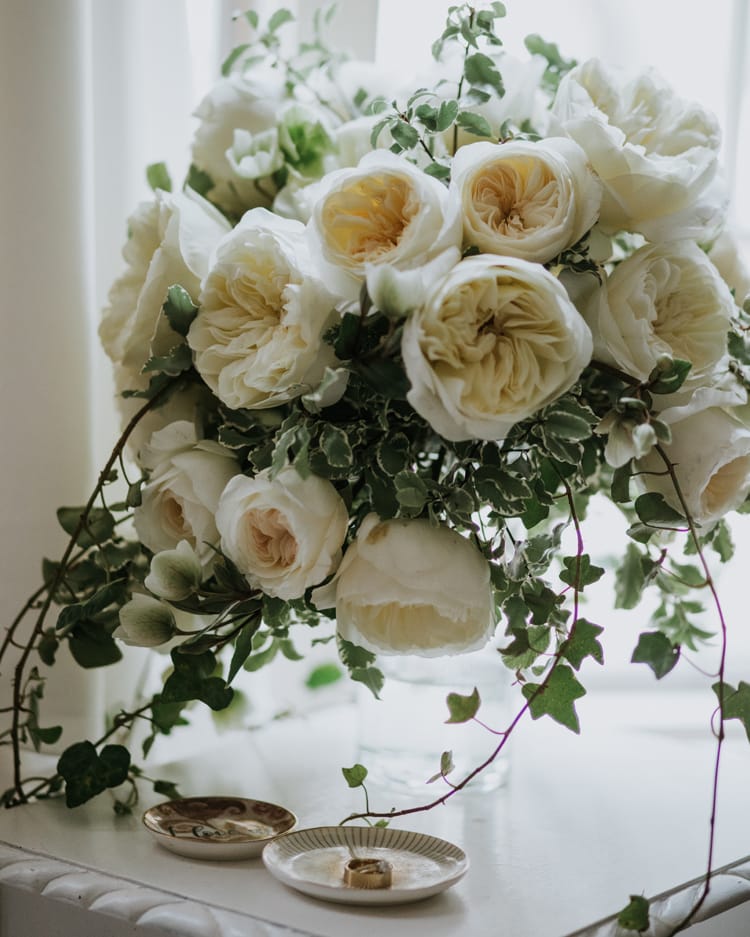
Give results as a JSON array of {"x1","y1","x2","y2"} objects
[{"x1": 4, "y1": 4, "x2": 750, "y2": 926}]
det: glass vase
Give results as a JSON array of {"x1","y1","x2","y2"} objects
[{"x1": 356, "y1": 643, "x2": 511, "y2": 793}]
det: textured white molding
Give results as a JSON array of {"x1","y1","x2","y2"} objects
[
  {"x1": 566, "y1": 855, "x2": 750, "y2": 936},
  {"x1": 0, "y1": 842, "x2": 309, "y2": 937}
]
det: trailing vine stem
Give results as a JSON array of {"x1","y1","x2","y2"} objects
[
  {"x1": 10, "y1": 701, "x2": 155, "y2": 806},
  {"x1": 653, "y1": 443, "x2": 729, "y2": 937},
  {"x1": 7, "y1": 382, "x2": 174, "y2": 805},
  {"x1": 340, "y1": 475, "x2": 587, "y2": 825}
]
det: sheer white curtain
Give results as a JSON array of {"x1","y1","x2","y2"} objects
[{"x1": 0, "y1": 0, "x2": 210, "y2": 735}]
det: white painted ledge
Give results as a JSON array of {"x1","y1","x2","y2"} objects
[{"x1": 2, "y1": 691, "x2": 750, "y2": 936}]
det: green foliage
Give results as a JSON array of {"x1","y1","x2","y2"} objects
[
  {"x1": 563, "y1": 619, "x2": 604, "y2": 671},
  {"x1": 342, "y1": 763, "x2": 368, "y2": 788},
  {"x1": 631, "y1": 631, "x2": 680, "y2": 679},
  {"x1": 427, "y1": 750, "x2": 456, "y2": 784},
  {"x1": 713, "y1": 681, "x2": 750, "y2": 741},
  {"x1": 445, "y1": 687, "x2": 481, "y2": 723},
  {"x1": 305, "y1": 662, "x2": 343, "y2": 688},
  {"x1": 146, "y1": 162, "x2": 172, "y2": 193},
  {"x1": 523, "y1": 34, "x2": 577, "y2": 94},
  {"x1": 337, "y1": 637, "x2": 384, "y2": 698},
  {"x1": 57, "y1": 741, "x2": 130, "y2": 808},
  {"x1": 162, "y1": 650, "x2": 234, "y2": 711},
  {"x1": 163, "y1": 285, "x2": 198, "y2": 337},
  {"x1": 617, "y1": 894, "x2": 650, "y2": 932},
  {"x1": 522, "y1": 664, "x2": 586, "y2": 733}
]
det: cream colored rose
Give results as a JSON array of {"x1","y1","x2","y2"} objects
[
  {"x1": 402, "y1": 255, "x2": 593, "y2": 441},
  {"x1": 708, "y1": 229, "x2": 750, "y2": 308},
  {"x1": 191, "y1": 69, "x2": 288, "y2": 215},
  {"x1": 312, "y1": 514, "x2": 495, "y2": 657},
  {"x1": 451, "y1": 138, "x2": 601, "y2": 263},
  {"x1": 637, "y1": 405, "x2": 750, "y2": 526},
  {"x1": 134, "y1": 421, "x2": 238, "y2": 567},
  {"x1": 215, "y1": 467, "x2": 349, "y2": 600},
  {"x1": 578, "y1": 241, "x2": 734, "y2": 384},
  {"x1": 552, "y1": 59, "x2": 723, "y2": 240},
  {"x1": 99, "y1": 188, "x2": 230, "y2": 391},
  {"x1": 307, "y1": 149, "x2": 462, "y2": 298},
  {"x1": 188, "y1": 208, "x2": 342, "y2": 411}
]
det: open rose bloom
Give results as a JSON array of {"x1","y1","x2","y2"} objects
[{"x1": 88, "y1": 4, "x2": 750, "y2": 747}]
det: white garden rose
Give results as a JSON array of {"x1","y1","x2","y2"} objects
[
  {"x1": 99, "y1": 187, "x2": 230, "y2": 392},
  {"x1": 637, "y1": 405, "x2": 750, "y2": 526},
  {"x1": 188, "y1": 208, "x2": 342, "y2": 411},
  {"x1": 312, "y1": 514, "x2": 495, "y2": 657},
  {"x1": 307, "y1": 149, "x2": 462, "y2": 298},
  {"x1": 402, "y1": 254, "x2": 593, "y2": 441},
  {"x1": 577, "y1": 241, "x2": 734, "y2": 384},
  {"x1": 191, "y1": 69, "x2": 288, "y2": 215},
  {"x1": 708, "y1": 228, "x2": 750, "y2": 308},
  {"x1": 552, "y1": 59, "x2": 723, "y2": 240},
  {"x1": 215, "y1": 467, "x2": 349, "y2": 600},
  {"x1": 134, "y1": 421, "x2": 238, "y2": 567},
  {"x1": 451, "y1": 137, "x2": 601, "y2": 263}
]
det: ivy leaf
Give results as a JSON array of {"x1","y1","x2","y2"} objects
[
  {"x1": 559, "y1": 554, "x2": 604, "y2": 590},
  {"x1": 714, "y1": 681, "x2": 750, "y2": 741},
  {"x1": 564, "y1": 619, "x2": 604, "y2": 671},
  {"x1": 57, "y1": 741, "x2": 130, "y2": 808},
  {"x1": 617, "y1": 894, "x2": 650, "y2": 932},
  {"x1": 522, "y1": 664, "x2": 586, "y2": 733},
  {"x1": 57, "y1": 506, "x2": 115, "y2": 549},
  {"x1": 342, "y1": 763, "x2": 368, "y2": 788},
  {"x1": 615, "y1": 543, "x2": 653, "y2": 610},
  {"x1": 634, "y1": 493, "x2": 685, "y2": 528},
  {"x1": 68, "y1": 620, "x2": 124, "y2": 669},
  {"x1": 445, "y1": 687, "x2": 480, "y2": 723},
  {"x1": 631, "y1": 631, "x2": 680, "y2": 679},
  {"x1": 337, "y1": 637, "x2": 376, "y2": 670},
  {"x1": 350, "y1": 666, "x2": 384, "y2": 699}
]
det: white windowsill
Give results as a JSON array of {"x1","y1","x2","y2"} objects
[{"x1": 1, "y1": 689, "x2": 750, "y2": 937}]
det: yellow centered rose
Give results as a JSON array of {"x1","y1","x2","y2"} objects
[
  {"x1": 451, "y1": 138, "x2": 601, "y2": 263},
  {"x1": 312, "y1": 514, "x2": 495, "y2": 657},
  {"x1": 402, "y1": 255, "x2": 593, "y2": 441},
  {"x1": 307, "y1": 149, "x2": 462, "y2": 298}
]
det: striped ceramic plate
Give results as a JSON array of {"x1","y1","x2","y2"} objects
[{"x1": 262, "y1": 825, "x2": 468, "y2": 905}]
